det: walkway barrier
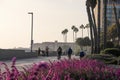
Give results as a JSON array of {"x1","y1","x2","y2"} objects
[{"x1": 0, "y1": 49, "x2": 38, "y2": 61}]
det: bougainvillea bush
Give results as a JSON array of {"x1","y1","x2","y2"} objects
[{"x1": 0, "y1": 57, "x2": 120, "y2": 80}]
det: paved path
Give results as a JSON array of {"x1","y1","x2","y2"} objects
[{"x1": 1, "y1": 55, "x2": 79, "y2": 70}]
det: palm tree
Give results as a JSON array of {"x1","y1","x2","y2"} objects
[
  {"x1": 103, "y1": 0, "x2": 108, "y2": 49},
  {"x1": 61, "y1": 30, "x2": 66, "y2": 42},
  {"x1": 79, "y1": 24, "x2": 85, "y2": 51},
  {"x1": 74, "y1": 27, "x2": 79, "y2": 41},
  {"x1": 89, "y1": 0, "x2": 98, "y2": 53},
  {"x1": 71, "y1": 25, "x2": 75, "y2": 42},
  {"x1": 85, "y1": 24, "x2": 91, "y2": 52},
  {"x1": 86, "y1": 0, "x2": 96, "y2": 54},
  {"x1": 97, "y1": 0, "x2": 101, "y2": 53},
  {"x1": 80, "y1": 24, "x2": 85, "y2": 39},
  {"x1": 64, "y1": 29, "x2": 68, "y2": 42},
  {"x1": 85, "y1": 24, "x2": 90, "y2": 38},
  {"x1": 112, "y1": 0, "x2": 120, "y2": 45},
  {"x1": 62, "y1": 29, "x2": 68, "y2": 42}
]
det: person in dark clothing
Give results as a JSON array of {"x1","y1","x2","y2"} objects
[
  {"x1": 57, "y1": 46, "x2": 62, "y2": 60},
  {"x1": 79, "y1": 51, "x2": 85, "y2": 59},
  {"x1": 45, "y1": 46, "x2": 49, "y2": 56},
  {"x1": 38, "y1": 47, "x2": 41, "y2": 56},
  {"x1": 67, "y1": 47, "x2": 73, "y2": 59}
]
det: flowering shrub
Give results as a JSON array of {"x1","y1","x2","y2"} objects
[{"x1": 0, "y1": 57, "x2": 120, "y2": 80}]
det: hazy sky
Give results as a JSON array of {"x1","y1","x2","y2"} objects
[{"x1": 0, "y1": 0, "x2": 88, "y2": 49}]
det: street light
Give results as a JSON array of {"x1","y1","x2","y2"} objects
[{"x1": 28, "y1": 12, "x2": 33, "y2": 52}]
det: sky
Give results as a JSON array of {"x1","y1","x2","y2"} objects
[{"x1": 0, "y1": 0, "x2": 88, "y2": 49}]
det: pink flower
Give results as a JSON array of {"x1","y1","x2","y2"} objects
[{"x1": 11, "y1": 57, "x2": 16, "y2": 67}]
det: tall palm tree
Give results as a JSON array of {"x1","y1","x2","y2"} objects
[
  {"x1": 62, "y1": 29, "x2": 68, "y2": 42},
  {"x1": 97, "y1": 0, "x2": 101, "y2": 53},
  {"x1": 71, "y1": 25, "x2": 75, "y2": 42},
  {"x1": 74, "y1": 27, "x2": 79, "y2": 41},
  {"x1": 112, "y1": 0, "x2": 120, "y2": 45},
  {"x1": 64, "y1": 29, "x2": 68, "y2": 42},
  {"x1": 80, "y1": 24, "x2": 85, "y2": 39},
  {"x1": 86, "y1": 0, "x2": 96, "y2": 54},
  {"x1": 85, "y1": 24, "x2": 91, "y2": 52},
  {"x1": 80, "y1": 24, "x2": 85, "y2": 51},
  {"x1": 89, "y1": 0, "x2": 98, "y2": 53},
  {"x1": 61, "y1": 30, "x2": 66, "y2": 42},
  {"x1": 103, "y1": 0, "x2": 108, "y2": 49},
  {"x1": 85, "y1": 24, "x2": 90, "y2": 38}
]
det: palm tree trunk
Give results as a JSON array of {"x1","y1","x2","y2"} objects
[
  {"x1": 73, "y1": 31, "x2": 74, "y2": 42},
  {"x1": 65, "y1": 34, "x2": 67, "y2": 43},
  {"x1": 87, "y1": 28, "x2": 89, "y2": 38},
  {"x1": 86, "y1": 6, "x2": 94, "y2": 54},
  {"x1": 82, "y1": 29, "x2": 84, "y2": 51},
  {"x1": 75, "y1": 32, "x2": 77, "y2": 41},
  {"x1": 103, "y1": 0, "x2": 107, "y2": 49},
  {"x1": 97, "y1": 0, "x2": 101, "y2": 53},
  {"x1": 63, "y1": 35, "x2": 65, "y2": 42},
  {"x1": 91, "y1": 8, "x2": 98, "y2": 53},
  {"x1": 82, "y1": 28, "x2": 83, "y2": 38}
]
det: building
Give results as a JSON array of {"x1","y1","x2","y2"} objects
[
  {"x1": 95, "y1": 0, "x2": 120, "y2": 28},
  {"x1": 107, "y1": 0, "x2": 120, "y2": 25},
  {"x1": 33, "y1": 41, "x2": 76, "y2": 52}
]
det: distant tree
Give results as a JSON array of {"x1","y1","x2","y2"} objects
[
  {"x1": 61, "y1": 29, "x2": 68, "y2": 42},
  {"x1": 64, "y1": 29, "x2": 68, "y2": 42},
  {"x1": 76, "y1": 37, "x2": 91, "y2": 50},
  {"x1": 71, "y1": 25, "x2": 75, "y2": 42},
  {"x1": 61, "y1": 30, "x2": 66, "y2": 42},
  {"x1": 85, "y1": 24, "x2": 90, "y2": 38},
  {"x1": 76, "y1": 37, "x2": 84, "y2": 50},
  {"x1": 71, "y1": 26, "x2": 79, "y2": 42},
  {"x1": 79, "y1": 24, "x2": 85, "y2": 38},
  {"x1": 74, "y1": 27, "x2": 79, "y2": 41},
  {"x1": 84, "y1": 37, "x2": 91, "y2": 46}
]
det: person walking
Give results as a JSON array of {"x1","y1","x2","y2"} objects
[
  {"x1": 38, "y1": 47, "x2": 41, "y2": 56},
  {"x1": 67, "y1": 47, "x2": 73, "y2": 59},
  {"x1": 57, "y1": 46, "x2": 62, "y2": 60},
  {"x1": 45, "y1": 46, "x2": 49, "y2": 56},
  {"x1": 79, "y1": 51, "x2": 85, "y2": 59}
]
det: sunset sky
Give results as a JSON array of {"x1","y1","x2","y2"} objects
[{"x1": 0, "y1": 0, "x2": 88, "y2": 49}]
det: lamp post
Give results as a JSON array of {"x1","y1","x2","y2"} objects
[{"x1": 28, "y1": 12, "x2": 33, "y2": 52}]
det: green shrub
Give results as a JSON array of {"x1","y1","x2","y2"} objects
[
  {"x1": 114, "y1": 44, "x2": 120, "y2": 49},
  {"x1": 102, "y1": 48, "x2": 120, "y2": 57},
  {"x1": 100, "y1": 41, "x2": 114, "y2": 51},
  {"x1": 106, "y1": 41, "x2": 114, "y2": 48},
  {"x1": 85, "y1": 54, "x2": 118, "y2": 64}
]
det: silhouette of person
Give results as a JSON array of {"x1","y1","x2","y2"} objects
[
  {"x1": 79, "y1": 51, "x2": 85, "y2": 59},
  {"x1": 45, "y1": 46, "x2": 49, "y2": 56},
  {"x1": 67, "y1": 47, "x2": 73, "y2": 59},
  {"x1": 57, "y1": 46, "x2": 62, "y2": 60},
  {"x1": 38, "y1": 47, "x2": 41, "y2": 56}
]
